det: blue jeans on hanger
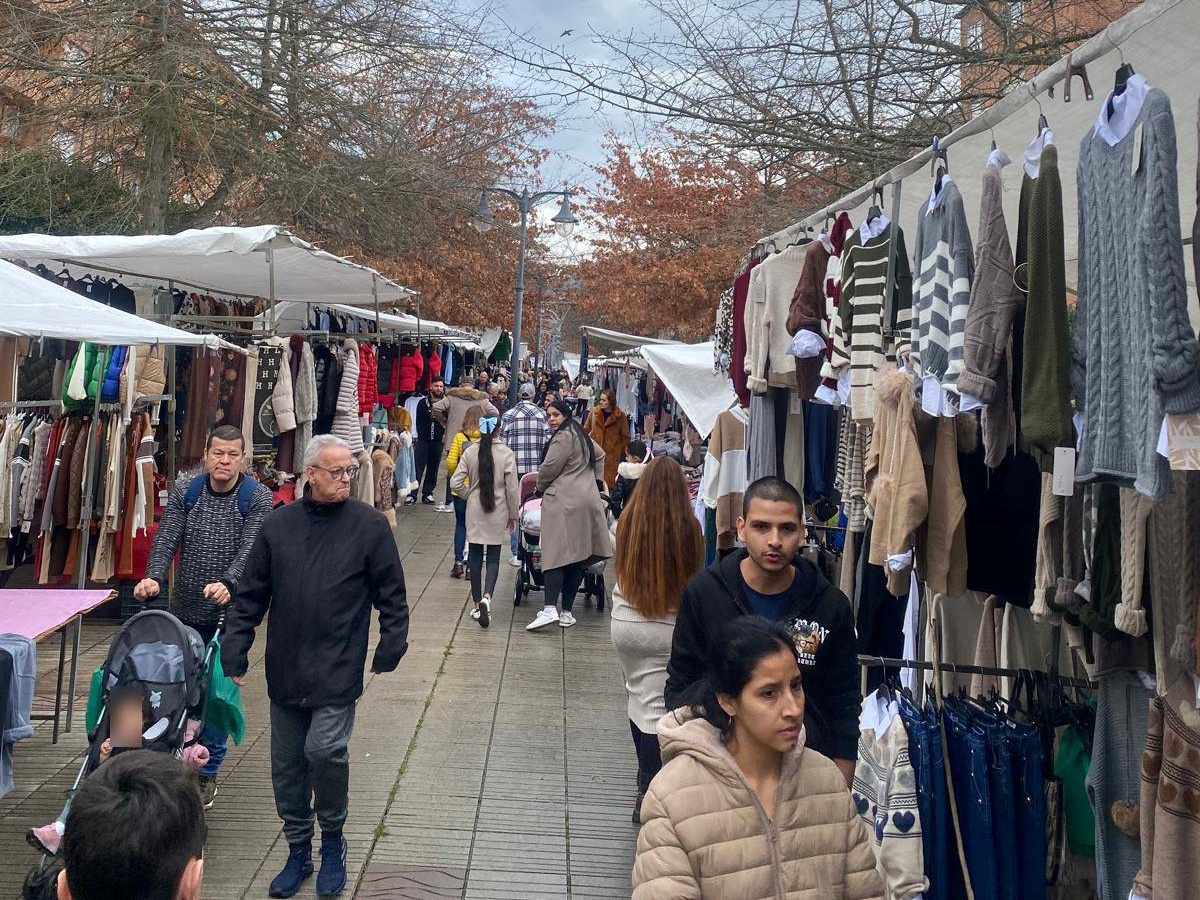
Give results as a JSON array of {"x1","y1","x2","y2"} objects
[
  {"x1": 1010, "y1": 723, "x2": 1047, "y2": 900},
  {"x1": 943, "y1": 702, "x2": 998, "y2": 900},
  {"x1": 980, "y1": 718, "x2": 1018, "y2": 900}
]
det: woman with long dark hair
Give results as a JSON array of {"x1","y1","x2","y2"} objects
[
  {"x1": 632, "y1": 617, "x2": 883, "y2": 899},
  {"x1": 445, "y1": 406, "x2": 482, "y2": 579},
  {"x1": 611, "y1": 456, "x2": 703, "y2": 823},
  {"x1": 526, "y1": 400, "x2": 612, "y2": 631},
  {"x1": 451, "y1": 414, "x2": 519, "y2": 628}
]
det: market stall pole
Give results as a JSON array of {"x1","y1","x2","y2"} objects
[{"x1": 472, "y1": 187, "x2": 579, "y2": 405}]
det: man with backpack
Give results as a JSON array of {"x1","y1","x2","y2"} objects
[{"x1": 134, "y1": 424, "x2": 274, "y2": 810}]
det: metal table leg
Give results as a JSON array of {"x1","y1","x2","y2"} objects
[
  {"x1": 65, "y1": 614, "x2": 82, "y2": 733},
  {"x1": 51, "y1": 627, "x2": 67, "y2": 745}
]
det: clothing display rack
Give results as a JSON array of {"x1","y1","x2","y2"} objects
[{"x1": 858, "y1": 654, "x2": 1096, "y2": 690}]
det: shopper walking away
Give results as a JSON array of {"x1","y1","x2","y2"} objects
[
  {"x1": 609, "y1": 439, "x2": 648, "y2": 519},
  {"x1": 445, "y1": 407, "x2": 482, "y2": 579},
  {"x1": 526, "y1": 400, "x2": 612, "y2": 631},
  {"x1": 135, "y1": 424, "x2": 273, "y2": 810},
  {"x1": 221, "y1": 435, "x2": 409, "y2": 900},
  {"x1": 610, "y1": 457, "x2": 702, "y2": 824},
  {"x1": 500, "y1": 382, "x2": 550, "y2": 564},
  {"x1": 409, "y1": 377, "x2": 445, "y2": 504},
  {"x1": 632, "y1": 617, "x2": 883, "y2": 900},
  {"x1": 663, "y1": 476, "x2": 862, "y2": 785},
  {"x1": 450, "y1": 414, "x2": 519, "y2": 627},
  {"x1": 584, "y1": 388, "x2": 630, "y2": 489},
  {"x1": 432, "y1": 379, "x2": 497, "y2": 511}
]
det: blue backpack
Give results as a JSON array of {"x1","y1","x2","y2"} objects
[{"x1": 183, "y1": 474, "x2": 261, "y2": 519}]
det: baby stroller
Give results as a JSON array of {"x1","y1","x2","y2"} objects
[
  {"x1": 28, "y1": 610, "x2": 215, "y2": 861},
  {"x1": 513, "y1": 473, "x2": 607, "y2": 610}
]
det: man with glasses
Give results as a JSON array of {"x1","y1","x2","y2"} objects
[
  {"x1": 223, "y1": 434, "x2": 409, "y2": 900},
  {"x1": 135, "y1": 423, "x2": 273, "y2": 811}
]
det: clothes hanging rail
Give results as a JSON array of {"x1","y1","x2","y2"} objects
[
  {"x1": 755, "y1": 0, "x2": 1189, "y2": 246},
  {"x1": 857, "y1": 654, "x2": 1096, "y2": 690},
  {"x1": 0, "y1": 399, "x2": 62, "y2": 410}
]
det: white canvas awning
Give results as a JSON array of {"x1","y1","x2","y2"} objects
[
  {"x1": 0, "y1": 260, "x2": 232, "y2": 348},
  {"x1": 0, "y1": 226, "x2": 416, "y2": 306},
  {"x1": 640, "y1": 342, "x2": 737, "y2": 439},
  {"x1": 760, "y1": 0, "x2": 1198, "y2": 315},
  {"x1": 581, "y1": 325, "x2": 682, "y2": 351}
]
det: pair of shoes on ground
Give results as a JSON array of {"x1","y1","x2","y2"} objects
[
  {"x1": 525, "y1": 608, "x2": 575, "y2": 630},
  {"x1": 270, "y1": 832, "x2": 347, "y2": 899},
  {"x1": 469, "y1": 597, "x2": 491, "y2": 628}
]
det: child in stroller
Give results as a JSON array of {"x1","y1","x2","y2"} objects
[{"x1": 26, "y1": 610, "x2": 216, "y2": 858}]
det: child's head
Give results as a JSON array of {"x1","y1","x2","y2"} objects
[
  {"x1": 107, "y1": 684, "x2": 150, "y2": 749},
  {"x1": 625, "y1": 440, "x2": 647, "y2": 464}
]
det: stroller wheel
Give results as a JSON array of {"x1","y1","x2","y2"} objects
[{"x1": 514, "y1": 574, "x2": 523, "y2": 606}]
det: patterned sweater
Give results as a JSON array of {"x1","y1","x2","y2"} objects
[
  {"x1": 829, "y1": 224, "x2": 913, "y2": 422},
  {"x1": 146, "y1": 474, "x2": 275, "y2": 627}
]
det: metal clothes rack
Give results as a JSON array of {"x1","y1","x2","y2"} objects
[{"x1": 858, "y1": 654, "x2": 1097, "y2": 690}]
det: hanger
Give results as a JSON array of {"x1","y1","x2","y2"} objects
[
  {"x1": 1063, "y1": 52, "x2": 1093, "y2": 103},
  {"x1": 866, "y1": 184, "x2": 885, "y2": 223},
  {"x1": 1108, "y1": 58, "x2": 1135, "y2": 119},
  {"x1": 929, "y1": 136, "x2": 949, "y2": 193},
  {"x1": 1028, "y1": 83, "x2": 1050, "y2": 135},
  {"x1": 989, "y1": 126, "x2": 997, "y2": 152}
]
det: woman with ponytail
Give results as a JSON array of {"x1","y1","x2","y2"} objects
[
  {"x1": 632, "y1": 616, "x2": 883, "y2": 900},
  {"x1": 451, "y1": 414, "x2": 518, "y2": 628},
  {"x1": 526, "y1": 400, "x2": 612, "y2": 631}
]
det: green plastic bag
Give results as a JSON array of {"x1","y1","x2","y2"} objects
[
  {"x1": 205, "y1": 640, "x2": 246, "y2": 746},
  {"x1": 84, "y1": 666, "x2": 105, "y2": 736}
]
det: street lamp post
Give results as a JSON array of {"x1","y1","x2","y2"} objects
[{"x1": 472, "y1": 186, "x2": 577, "y2": 406}]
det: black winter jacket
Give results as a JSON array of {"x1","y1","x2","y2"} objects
[
  {"x1": 222, "y1": 495, "x2": 409, "y2": 708},
  {"x1": 413, "y1": 394, "x2": 444, "y2": 444},
  {"x1": 664, "y1": 549, "x2": 862, "y2": 762}
]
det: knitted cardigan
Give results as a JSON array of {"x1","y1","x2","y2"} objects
[
  {"x1": 958, "y1": 159, "x2": 1024, "y2": 468},
  {"x1": 910, "y1": 177, "x2": 974, "y2": 394},
  {"x1": 1020, "y1": 145, "x2": 1073, "y2": 474},
  {"x1": 745, "y1": 242, "x2": 807, "y2": 392},
  {"x1": 699, "y1": 406, "x2": 749, "y2": 550},
  {"x1": 1072, "y1": 89, "x2": 1200, "y2": 501}
]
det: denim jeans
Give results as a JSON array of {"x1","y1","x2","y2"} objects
[
  {"x1": 981, "y1": 718, "x2": 1017, "y2": 900},
  {"x1": 199, "y1": 722, "x2": 228, "y2": 778},
  {"x1": 510, "y1": 528, "x2": 519, "y2": 557},
  {"x1": 453, "y1": 497, "x2": 467, "y2": 563},
  {"x1": 900, "y1": 698, "x2": 943, "y2": 900},
  {"x1": 943, "y1": 702, "x2": 997, "y2": 900},
  {"x1": 1010, "y1": 723, "x2": 1047, "y2": 900}
]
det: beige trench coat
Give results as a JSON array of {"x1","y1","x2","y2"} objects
[
  {"x1": 536, "y1": 428, "x2": 612, "y2": 571},
  {"x1": 450, "y1": 441, "x2": 520, "y2": 546}
]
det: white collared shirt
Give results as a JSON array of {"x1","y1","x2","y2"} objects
[
  {"x1": 926, "y1": 173, "x2": 955, "y2": 212},
  {"x1": 859, "y1": 212, "x2": 891, "y2": 243},
  {"x1": 1024, "y1": 127, "x2": 1055, "y2": 178},
  {"x1": 1093, "y1": 73, "x2": 1150, "y2": 146}
]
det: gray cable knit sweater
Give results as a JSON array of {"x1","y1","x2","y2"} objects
[{"x1": 1071, "y1": 88, "x2": 1200, "y2": 502}]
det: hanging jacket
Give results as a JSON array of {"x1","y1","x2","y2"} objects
[
  {"x1": 62, "y1": 343, "x2": 101, "y2": 409},
  {"x1": 633, "y1": 711, "x2": 883, "y2": 900},
  {"x1": 357, "y1": 343, "x2": 378, "y2": 415},
  {"x1": 395, "y1": 349, "x2": 423, "y2": 394},
  {"x1": 330, "y1": 340, "x2": 365, "y2": 452},
  {"x1": 100, "y1": 345, "x2": 128, "y2": 403}
]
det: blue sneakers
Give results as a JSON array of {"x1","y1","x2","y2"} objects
[
  {"x1": 268, "y1": 842, "x2": 312, "y2": 898},
  {"x1": 316, "y1": 832, "x2": 348, "y2": 898}
]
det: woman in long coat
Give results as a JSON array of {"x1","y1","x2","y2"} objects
[
  {"x1": 526, "y1": 400, "x2": 612, "y2": 632},
  {"x1": 584, "y1": 388, "x2": 630, "y2": 489}
]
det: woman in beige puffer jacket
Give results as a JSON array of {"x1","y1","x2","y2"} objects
[{"x1": 633, "y1": 617, "x2": 883, "y2": 900}]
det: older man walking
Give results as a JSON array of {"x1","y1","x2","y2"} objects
[{"x1": 222, "y1": 435, "x2": 409, "y2": 899}]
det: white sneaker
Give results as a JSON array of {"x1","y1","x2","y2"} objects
[
  {"x1": 478, "y1": 598, "x2": 491, "y2": 628},
  {"x1": 509, "y1": 555, "x2": 521, "y2": 567},
  {"x1": 559, "y1": 611, "x2": 577, "y2": 628},
  {"x1": 434, "y1": 503, "x2": 450, "y2": 512},
  {"x1": 470, "y1": 607, "x2": 481, "y2": 621},
  {"x1": 526, "y1": 608, "x2": 560, "y2": 631}
]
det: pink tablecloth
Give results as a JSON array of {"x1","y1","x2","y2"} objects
[{"x1": 0, "y1": 590, "x2": 116, "y2": 642}]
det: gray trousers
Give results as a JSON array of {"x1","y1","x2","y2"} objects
[{"x1": 270, "y1": 701, "x2": 357, "y2": 846}]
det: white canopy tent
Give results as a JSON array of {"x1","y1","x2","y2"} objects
[
  {"x1": 0, "y1": 226, "x2": 416, "y2": 306},
  {"x1": 759, "y1": 0, "x2": 1197, "y2": 315},
  {"x1": 262, "y1": 300, "x2": 478, "y2": 343},
  {"x1": 640, "y1": 342, "x2": 738, "y2": 439},
  {"x1": 0, "y1": 259, "x2": 232, "y2": 349},
  {"x1": 581, "y1": 325, "x2": 682, "y2": 351}
]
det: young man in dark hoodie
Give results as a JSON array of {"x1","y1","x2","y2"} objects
[{"x1": 664, "y1": 476, "x2": 861, "y2": 784}]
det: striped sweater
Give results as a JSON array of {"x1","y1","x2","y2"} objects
[
  {"x1": 829, "y1": 224, "x2": 913, "y2": 422},
  {"x1": 911, "y1": 177, "x2": 974, "y2": 395}
]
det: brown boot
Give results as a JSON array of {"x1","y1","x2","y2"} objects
[
  {"x1": 450, "y1": 562, "x2": 464, "y2": 579},
  {"x1": 632, "y1": 791, "x2": 645, "y2": 825}
]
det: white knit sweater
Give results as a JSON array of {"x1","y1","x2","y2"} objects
[{"x1": 744, "y1": 243, "x2": 807, "y2": 392}]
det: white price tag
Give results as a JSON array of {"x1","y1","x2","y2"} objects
[
  {"x1": 20, "y1": 520, "x2": 31, "y2": 534},
  {"x1": 791, "y1": 392, "x2": 805, "y2": 415},
  {"x1": 1132, "y1": 123, "x2": 1143, "y2": 176},
  {"x1": 1052, "y1": 447, "x2": 1076, "y2": 496}
]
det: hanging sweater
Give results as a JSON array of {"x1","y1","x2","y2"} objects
[
  {"x1": 700, "y1": 406, "x2": 749, "y2": 550},
  {"x1": 744, "y1": 243, "x2": 807, "y2": 393},
  {"x1": 910, "y1": 176, "x2": 974, "y2": 397},
  {"x1": 786, "y1": 238, "x2": 833, "y2": 400},
  {"x1": 1019, "y1": 144, "x2": 1074, "y2": 475},
  {"x1": 958, "y1": 154, "x2": 1024, "y2": 468},
  {"x1": 1072, "y1": 86, "x2": 1200, "y2": 502},
  {"x1": 830, "y1": 223, "x2": 913, "y2": 423}
]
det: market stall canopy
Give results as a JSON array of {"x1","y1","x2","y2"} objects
[
  {"x1": 263, "y1": 300, "x2": 477, "y2": 343},
  {"x1": 561, "y1": 352, "x2": 581, "y2": 381},
  {"x1": 580, "y1": 325, "x2": 682, "y2": 351},
  {"x1": 640, "y1": 342, "x2": 737, "y2": 440},
  {"x1": 0, "y1": 259, "x2": 232, "y2": 348},
  {"x1": 758, "y1": 0, "x2": 1197, "y2": 310},
  {"x1": 0, "y1": 226, "x2": 416, "y2": 306}
]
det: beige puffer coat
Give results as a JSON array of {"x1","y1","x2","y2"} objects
[{"x1": 633, "y1": 711, "x2": 884, "y2": 900}]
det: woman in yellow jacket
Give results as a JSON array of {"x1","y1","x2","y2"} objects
[
  {"x1": 445, "y1": 407, "x2": 481, "y2": 578},
  {"x1": 633, "y1": 616, "x2": 883, "y2": 900}
]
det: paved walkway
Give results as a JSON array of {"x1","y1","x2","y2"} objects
[{"x1": 0, "y1": 504, "x2": 638, "y2": 899}]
